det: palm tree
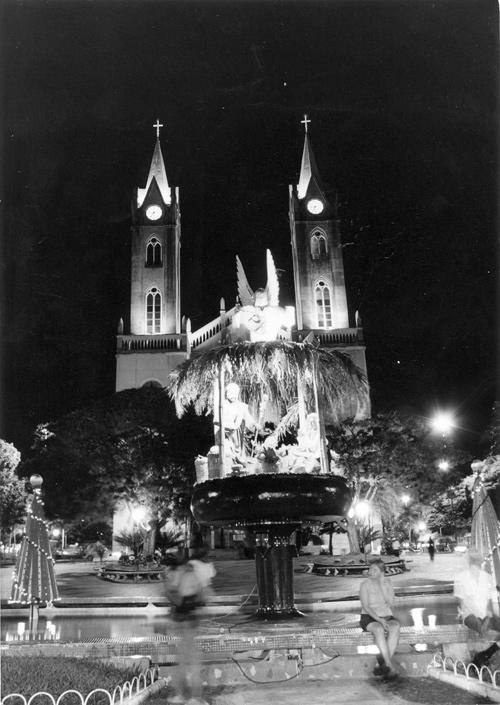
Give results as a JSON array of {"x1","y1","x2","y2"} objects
[
  {"x1": 168, "y1": 340, "x2": 368, "y2": 426},
  {"x1": 114, "y1": 529, "x2": 145, "y2": 560}
]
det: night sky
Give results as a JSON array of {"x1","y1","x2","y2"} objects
[{"x1": 2, "y1": 0, "x2": 498, "y2": 454}]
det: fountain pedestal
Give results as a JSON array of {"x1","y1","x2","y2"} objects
[
  {"x1": 191, "y1": 473, "x2": 351, "y2": 619},
  {"x1": 253, "y1": 525, "x2": 300, "y2": 618}
]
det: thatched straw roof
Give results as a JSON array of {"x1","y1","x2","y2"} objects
[{"x1": 167, "y1": 341, "x2": 368, "y2": 425}]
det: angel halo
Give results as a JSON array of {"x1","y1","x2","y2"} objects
[{"x1": 230, "y1": 249, "x2": 295, "y2": 342}]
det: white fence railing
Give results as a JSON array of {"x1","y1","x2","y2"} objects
[
  {"x1": 430, "y1": 653, "x2": 500, "y2": 690},
  {"x1": 1, "y1": 666, "x2": 167, "y2": 705}
]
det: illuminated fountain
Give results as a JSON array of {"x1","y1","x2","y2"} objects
[{"x1": 168, "y1": 251, "x2": 368, "y2": 619}]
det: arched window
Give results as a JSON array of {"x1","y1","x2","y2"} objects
[
  {"x1": 142, "y1": 379, "x2": 162, "y2": 388},
  {"x1": 315, "y1": 281, "x2": 332, "y2": 328},
  {"x1": 310, "y1": 230, "x2": 328, "y2": 260},
  {"x1": 146, "y1": 288, "x2": 161, "y2": 333},
  {"x1": 146, "y1": 237, "x2": 162, "y2": 267}
]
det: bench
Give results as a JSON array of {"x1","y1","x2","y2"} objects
[
  {"x1": 305, "y1": 559, "x2": 407, "y2": 576},
  {"x1": 97, "y1": 567, "x2": 163, "y2": 583}
]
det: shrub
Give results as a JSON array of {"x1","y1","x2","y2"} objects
[{"x1": 1, "y1": 656, "x2": 142, "y2": 704}]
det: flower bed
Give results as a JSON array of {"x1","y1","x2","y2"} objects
[{"x1": 1, "y1": 656, "x2": 143, "y2": 705}]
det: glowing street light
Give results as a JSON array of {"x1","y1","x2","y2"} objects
[
  {"x1": 417, "y1": 521, "x2": 426, "y2": 532},
  {"x1": 431, "y1": 411, "x2": 455, "y2": 436},
  {"x1": 438, "y1": 460, "x2": 450, "y2": 472},
  {"x1": 354, "y1": 500, "x2": 370, "y2": 520},
  {"x1": 131, "y1": 506, "x2": 146, "y2": 524}
]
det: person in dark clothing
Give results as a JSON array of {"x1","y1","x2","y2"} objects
[{"x1": 428, "y1": 538, "x2": 435, "y2": 561}]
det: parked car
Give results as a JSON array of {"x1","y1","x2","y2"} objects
[{"x1": 55, "y1": 544, "x2": 84, "y2": 560}]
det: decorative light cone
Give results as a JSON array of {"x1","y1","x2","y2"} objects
[
  {"x1": 471, "y1": 463, "x2": 500, "y2": 607},
  {"x1": 10, "y1": 474, "x2": 60, "y2": 633}
]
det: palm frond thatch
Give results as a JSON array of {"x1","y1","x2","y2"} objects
[{"x1": 167, "y1": 341, "x2": 368, "y2": 425}]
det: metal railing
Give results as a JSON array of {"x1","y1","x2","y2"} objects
[{"x1": 430, "y1": 653, "x2": 500, "y2": 691}]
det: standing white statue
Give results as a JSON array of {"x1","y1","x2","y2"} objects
[{"x1": 230, "y1": 249, "x2": 295, "y2": 342}]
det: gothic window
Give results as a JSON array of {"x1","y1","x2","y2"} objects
[
  {"x1": 315, "y1": 281, "x2": 332, "y2": 328},
  {"x1": 310, "y1": 230, "x2": 328, "y2": 260},
  {"x1": 142, "y1": 379, "x2": 162, "y2": 388},
  {"x1": 146, "y1": 287, "x2": 161, "y2": 334},
  {"x1": 146, "y1": 237, "x2": 162, "y2": 267}
]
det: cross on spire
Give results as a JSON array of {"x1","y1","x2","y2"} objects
[
  {"x1": 153, "y1": 119, "x2": 164, "y2": 139},
  {"x1": 301, "y1": 114, "x2": 311, "y2": 133}
]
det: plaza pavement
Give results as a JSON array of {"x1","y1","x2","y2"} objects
[
  {"x1": 2, "y1": 552, "x2": 489, "y2": 705},
  {"x1": 0, "y1": 551, "x2": 462, "y2": 603}
]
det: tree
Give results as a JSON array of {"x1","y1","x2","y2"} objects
[
  {"x1": 19, "y1": 388, "x2": 213, "y2": 548},
  {"x1": 114, "y1": 530, "x2": 146, "y2": 559},
  {"x1": 0, "y1": 439, "x2": 25, "y2": 539},
  {"x1": 328, "y1": 412, "x2": 470, "y2": 551}
]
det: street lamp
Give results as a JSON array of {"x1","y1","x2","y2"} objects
[
  {"x1": 438, "y1": 460, "x2": 450, "y2": 472},
  {"x1": 431, "y1": 411, "x2": 455, "y2": 436},
  {"x1": 131, "y1": 506, "x2": 146, "y2": 525}
]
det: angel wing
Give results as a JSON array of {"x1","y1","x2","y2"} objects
[
  {"x1": 236, "y1": 255, "x2": 254, "y2": 307},
  {"x1": 265, "y1": 249, "x2": 280, "y2": 307}
]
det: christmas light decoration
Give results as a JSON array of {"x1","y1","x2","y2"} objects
[
  {"x1": 470, "y1": 461, "x2": 500, "y2": 603},
  {"x1": 9, "y1": 475, "x2": 60, "y2": 633}
]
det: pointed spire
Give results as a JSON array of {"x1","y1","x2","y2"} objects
[
  {"x1": 297, "y1": 114, "x2": 322, "y2": 199},
  {"x1": 137, "y1": 120, "x2": 171, "y2": 207}
]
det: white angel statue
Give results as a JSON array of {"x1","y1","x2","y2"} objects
[{"x1": 230, "y1": 250, "x2": 295, "y2": 342}]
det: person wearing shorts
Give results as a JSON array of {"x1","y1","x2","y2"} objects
[{"x1": 359, "y1": 559, "x2": 401, "y2": 678}]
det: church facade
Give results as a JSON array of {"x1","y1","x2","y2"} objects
[{"x1": 116, "y1": 117, "x2": 369, "y2": 411}]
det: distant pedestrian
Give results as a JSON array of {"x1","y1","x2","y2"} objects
[
  {"x1": 428, "y1": 538, "x2": 435, "y2": 561},
  {"x1": 359, "y1": 559, "x2": 401, "y2": 678},
  {"x1": 391, "y1": 538, "x2": 401, "y2": 557}
]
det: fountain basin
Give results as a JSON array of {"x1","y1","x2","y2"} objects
[{"x1": 191, "y1": 473, "x2": 351, "y2": 528}]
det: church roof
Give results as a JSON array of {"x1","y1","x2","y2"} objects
[{"x1": 137, "y1": 138, "x2": 171, "y2": 208}]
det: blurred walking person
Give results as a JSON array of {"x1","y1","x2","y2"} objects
[
  {"x1": 428, "y1": 538, "x2": 435, "y2": 561},
  {"x1": 163, "y1": 546, "x2": 216, "y2": 704}
]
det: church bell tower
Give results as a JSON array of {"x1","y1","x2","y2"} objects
[
  {"x1": 289, "y1": 115, "x2": 369, "y2": 411},
  {"x1": 289, "y1": 115, "x2": 349, "y2": 332},
  {"x1": 130, "y1": 120, "x2": 180, "y2": 336},
  {"x1": 116, "y1": 120, "x2": 186, "y2": 391}
]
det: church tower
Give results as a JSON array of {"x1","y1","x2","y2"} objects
[
  {"x1": 289, "y1": 115, "x2": 350, "y2": 332},
  {"x1": 289, "y1": 115, "x2": 369, "y2": 407},
  {"x1": 116, "y1": 121, "x2": 187, "y2": 391}
]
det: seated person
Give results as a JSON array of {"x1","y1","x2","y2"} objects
[
  {"x1": 359, "y1": 559, "x2": 400, "y2": 678},
  {"x1": 454, "y1": 552, "x2": 500, "y2": 666}
]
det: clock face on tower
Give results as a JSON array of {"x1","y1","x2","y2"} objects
[
  {"x1": 306, "y1": 198, "x2": 324, "y2": 215},
  {"x1": 146, "y1": 205, "x2": 163, "y2": 221}
]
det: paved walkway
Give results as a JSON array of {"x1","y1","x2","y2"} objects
[
  {"x1": 0, "y1": 552, "x2": 462, "y2": 603},
  {"x1": 2, "y1": 552, "x2": 491, "y2": 705},
  {"x1": 195, "y1": 677, "x2": 491, "y2": 704}
]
